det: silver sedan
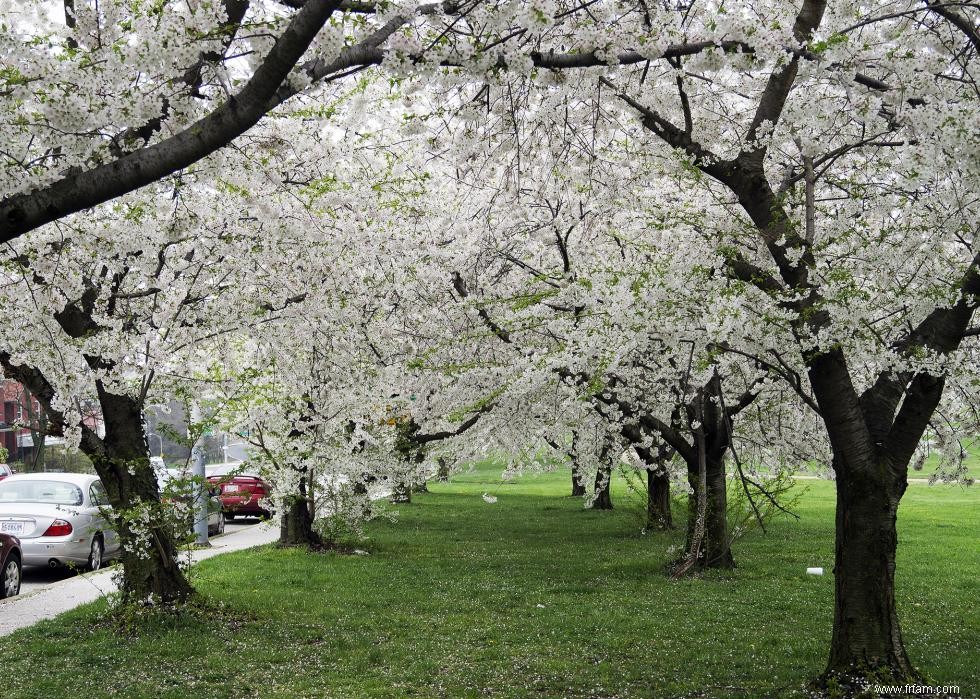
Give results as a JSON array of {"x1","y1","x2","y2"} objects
[{"x1": 0, "y1": 473, "x2": 121, "y2": 571}]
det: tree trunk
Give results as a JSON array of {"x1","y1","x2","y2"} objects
[
  {"x1": 682, "y1": 455, "x2": 734, "y2": 570},
  {"x1": 24, "y1": 404, "x2": 48, "y2": 473},
  {"x1": 437, "y1": 457, "x2": 451, "y2": 482},
  {"x1": 803, "y1": 349, "x2": 938, "y2": 687},
  {"x1": 22, "y1": 387, "x2": 47, "y2": 472},
  {"x1": 591, "y1": 465, "x2": 613, "y2": 510},
  {"x1": 85, "y1": 390, "x2": 193, "y2": 605},
  {"x1": 279, "y1": 497, "x2": 319, "y2": 546},
  {"x1": 569, "y1": 430, "x2": 587, "y2": 496},
  {"x1": 571, "y1": 463, "x2": 587, "y2": 497},
  {"x1": 820, "y1": 468, "x2": 919, "y2": 689},
  {"x1": 30, "y1": 415, "x2": 46, "y2": 471},
  {"x1": 704, "y1": 455, "x2": 734, "y2": 568},
  {"x1": 647, "y1": 468, "x2": 672, "y2": 530},
  {"x1": 279, "y1": 474, "x2": 322, "y2": 547}
]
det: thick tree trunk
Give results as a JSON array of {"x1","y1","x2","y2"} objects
[
  {"x1": 704, "y1": 455, "x2": 734, "y2": 568},
  {"x1": 591, "y1": 465, "x2": 613, "y2": 510},
  {"x1": 85, "y1": 390, "x2": 193, "y2": 605},
  {"x1": 804, "y1": 349, "x2": 935, "y2": 687},
  {"x1": 820, "y1": 468, "x2": 919, "y2": 688},
  {"x1": 646, "y1": 468, "x2": 672, "y2": 530},
  {"x1": 279, "y1": 474, "x2": 322, "y2": 547},
  {"x1": 279, "y1": 497, "x2": 320, "y2": 546},
  {"x1": 682, "y1": 455, "x2": 734, "y2": 570}
]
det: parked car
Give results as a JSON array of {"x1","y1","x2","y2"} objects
[
  {"x1": 0, "y1": 532, "x2": 21, "y2": 599},
  {"x1": 205, "y1": 486, "x2": 225, "y2": 536},
  {"x1": 0, "y1": 464, "x2": 13, "y2": 481},
  {"x1": 0, "y1": 473, "x2": 120, "y2": 571},
  {"x1": 157, "y1": 469, "x2": 225, "y2": 537},
  {"x1": 207, "y1": 472, "x2": 272, "y2": 521}
]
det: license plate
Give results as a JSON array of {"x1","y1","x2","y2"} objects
[
  {"x1": 1, "y1": 521, "x2": 27, "y2": 535},
  {"x1": 222, "y1": 485, "x2": 240, "y2": 493}
]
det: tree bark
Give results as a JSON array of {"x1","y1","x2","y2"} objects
[
  {"x1": 704, "y1": 455, "x2": 735, "y2": 568},
  {"x1": 279, "y1": 473, "x2": 323, "y2": 547},
  {"x1": 591, "y1": 464, "x2": 613, "y2": 510},
  {"x1": 436, "y1": 457, "x2": 451, "y2": 482},
  {"x1": 571, "y1": 463, "x2": 587, "y2": 497},
  {"x1": 682, "y1": 454, "x2": 734, "y2": 570},
  {"x1": 570, "y1": 430, "x2": 587, "y2": 496},
  {"x1": 22, "y1": 387, "x2": 47, "y2": 471},
  {"x1": 29, "y1": 411, "x2": 46, "y2": 471},
  {"x1": 819, "y1": 462, "x2": 919, "y2": 688},
  {"x1": 85, "y1": 389, "x2": 193, "y2": 605},
  {"x1": 646, "y1": 468, "x2": 672, "y2": 530}
]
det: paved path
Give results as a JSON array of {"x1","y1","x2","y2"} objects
[
  {"x1": 0, "y1": 520, "x2": 278, "y2": 637},
  {"x1": 17, "y1": 521, "x2": 258, "y2": 596}
]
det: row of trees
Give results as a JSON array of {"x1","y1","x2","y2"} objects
[{"x1": 1, "y1": 0, "x2": 977, "y2": 693}]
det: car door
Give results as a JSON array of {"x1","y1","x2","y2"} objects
[{"x1": 88, "y1": 482, "x2": 120, "y2": 554}]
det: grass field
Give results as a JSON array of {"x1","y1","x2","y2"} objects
[{"x1": 1, "y1": 465, "x2": 977, "y2": 698}]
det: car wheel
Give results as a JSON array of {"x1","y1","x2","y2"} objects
[
  {"x1": 223, "y1": 512, "x2": 235, "y2": 522},
  {"x1": 87, "y1": 536, "x2": 104, "y2": 572},
  {"x1": 1, "y1": 555, "x2": 20, "y2": 599}
]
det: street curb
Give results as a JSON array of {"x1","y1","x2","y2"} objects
[{"x1": 0, "y1": 521, "x2": 278, "y2": 637}]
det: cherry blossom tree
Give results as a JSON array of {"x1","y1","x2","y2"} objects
[
  {"x1": 459, "y1": 0, "x2": 978, "y2": 687},
  {"x1": 0, "y1": 100, "x2": 346, "y2": 600}
]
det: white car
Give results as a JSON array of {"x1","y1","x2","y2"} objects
[{"x1": 0, "y1": 473, "x2": 121, "y2": 570}]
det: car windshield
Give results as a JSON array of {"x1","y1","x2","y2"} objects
[{"x1": 0, "y1": 480, "x2": 84, "y2": 505}]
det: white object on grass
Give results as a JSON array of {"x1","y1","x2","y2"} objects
[{"x1": 806, "y1": 567, "x2": 824, "y2": 575}]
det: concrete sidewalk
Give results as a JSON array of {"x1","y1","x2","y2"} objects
[{"x1": 0, "y1": 521, "x2": 278, "y2": 637}]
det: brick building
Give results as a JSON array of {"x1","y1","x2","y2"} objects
[{"x1": 0, "y1": 379, "x2": 104, "y2": 465}]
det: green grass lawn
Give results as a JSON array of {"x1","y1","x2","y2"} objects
[{"x1": 2, "y1": 466, "x2": 977, "y2": 698}]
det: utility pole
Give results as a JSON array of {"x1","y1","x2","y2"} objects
[{"x1": 189, "y1": 402, "x2": 209, "y2": 547}]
